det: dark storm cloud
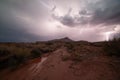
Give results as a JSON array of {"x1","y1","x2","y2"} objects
[
  {"x1": 79, "y1": 10, "x2": 91, "y2": 15},
  {"x1": 60, "y1": 15, "x2": 76, "y2": 27},
  {"x1": 89, "y1": 0, "x2": 120, "y2": 25},
  {"x1": 52, "y1": 0, "x2": 120, "y2": 27},
  {"x1": 52, "y1": 8, "x2": 90, "y2": 27},
  {"x1": 0, "y1": 18, "x2": 43, "y2": 42},
  {"x1": 0, "y1": 0, "x2": 120, "y2": 42},
  {"x1": 53, "y1": 15, "x2": 90, "y2": 27},
  {"x1": 0, "y1": 0, "x2": 49, "y2": 42}
]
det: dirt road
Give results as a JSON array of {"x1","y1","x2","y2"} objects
[{"x1": 1, "y1": 48, "x2": 120, "y2": 80}]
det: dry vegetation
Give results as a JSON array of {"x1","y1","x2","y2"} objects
[
  {"x1": 0, "y1": 37, "x2": 120, "y2": 71},
  {"x1": 104, "y1": 37, "x2": 120, "y2": 57},
  {"x1": 64, "y1": 41, "x2": 101, "y2": 61},
  {"x1": 0, "y1": 37, "x2": 120, "y2": 80},
  {"x1": 0, "y1": 42, "x2": 62, "y2": 70}
]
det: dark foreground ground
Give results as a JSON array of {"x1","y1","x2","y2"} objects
[{"x1": 0, "y1": 39, "x2": 120, "y2": 80}]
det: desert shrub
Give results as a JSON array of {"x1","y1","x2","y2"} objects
[
  {"x1": 9, "y1": 48, "x2": 30, "y2": 70},
  {"x1": 71, "y1": 52, "x2": 82, "y2": 61},
  {"x1": 31, "y1": 48, "x2": 42, "y2": 58},
  {"x1": 41, "y1": 47, "x2": 52, "y2": 53},
  {"x1": 31, "y1": 47, "x2": 54, "y2": 58},
  {"x1": 45, "y1": 42, "x2": 53, "y2": 46},
  {"x1": 0, "y1": 58, "x2": 9, "y2": 69},
  {"x1": 104, "y1": 37, "x2": 120, "y2": 57},
  {"x1": 45, "y1": 42, "x2": 61, "y2": 52},
  {"x1": 0, "y1": 47, "x2": 30, "y2": 70},
  {"x1": 0, "y1": 54, "x2": 26, "y2": 70},
  {"x1": 0, "y1": 49, "x2": 10, "y2": 57},
  {"x1": 0, "y1": 42, "x2": 62, "y2": 70},
  {"x1": 8, "y1": 54, "x2": 26, "y2": 69},
  {"x1": 65, "y1": 42, "x2": 74, "y2": 53},
  {"x1": 65, "y1": 42, "x2": 74, "y2": 49}
]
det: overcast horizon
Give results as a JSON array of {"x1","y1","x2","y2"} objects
[{"x1": 0, "y1": 0, "x2": 120, "y2": 42}]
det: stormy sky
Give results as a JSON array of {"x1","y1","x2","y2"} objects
[{"x1": 0, "y1": 0, "x2": 120, "y2": 42}]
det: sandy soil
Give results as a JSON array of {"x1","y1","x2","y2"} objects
[{"x1": 1, "y1": 48, "x2": 120, "y2": 80}]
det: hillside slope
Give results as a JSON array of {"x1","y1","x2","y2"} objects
[{"x1": 1, "y1": 43, "x2": 120, "y2": 80}]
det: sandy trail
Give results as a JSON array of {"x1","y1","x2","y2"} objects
[
  {"x1": 1, "y1": 48, "x2": 120, "y2": 80},
  {"x1": 0, "y1": 57, "x2": 47, "y2": 80},
  {"x1": 28, "y1": 57, "x2": 47, "y2": 76}
]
